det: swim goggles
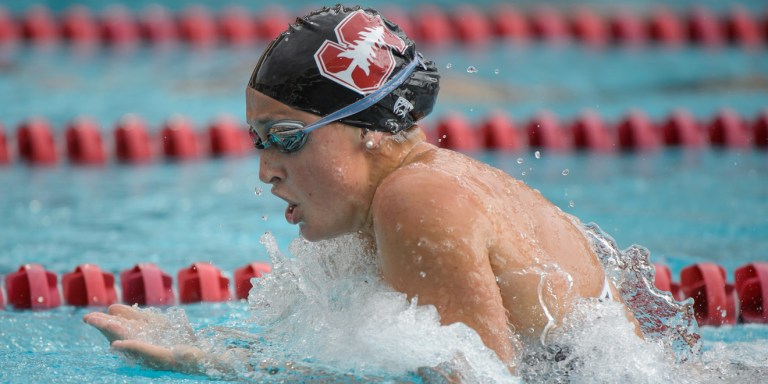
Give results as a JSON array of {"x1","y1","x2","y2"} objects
[{"x1": 249, "y1": 53, "x2": 425, "y2": 153}]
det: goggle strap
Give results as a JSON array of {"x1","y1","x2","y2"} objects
[{"x1": 302, "y1": 52, "x2": 424, "y2": 134}]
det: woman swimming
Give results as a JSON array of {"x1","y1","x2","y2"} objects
[{"x1": 84, "y1": 4, "x2": 639, "y2": 375}]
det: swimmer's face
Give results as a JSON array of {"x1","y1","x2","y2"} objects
[{"x1": 246, "y1": 88, "x2": 374, "y2": 241}]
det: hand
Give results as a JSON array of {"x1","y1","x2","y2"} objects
[{"x1": 83, "y1": 304, "x2": 203, "y2": 373}]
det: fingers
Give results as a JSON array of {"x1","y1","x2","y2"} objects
[
  {"x1": 83, "y1": 311, "x2": 133, "y2": 343},
  {"x1": 107, "y1": 304, "x2": 146, "y2": 320}
]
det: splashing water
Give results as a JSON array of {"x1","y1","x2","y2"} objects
[
  {"x1": 116, "y1": 226, "x2": 768, "y2": 383},
  {"x1": 240, "y1": 233, "x2": 514, "y2": 382},
  {"x1": 583, "y1": 223, "x2": 701, "y2": 361}
]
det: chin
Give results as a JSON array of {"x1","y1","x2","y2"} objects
[{"x1": 299, "y1": 223, "x2": 348, "y2": 242}]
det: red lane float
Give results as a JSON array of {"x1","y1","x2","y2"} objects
[
  {"x1": 526, "y1": 111, "x2": 570, "y2": 150},
  {"x1": 66, "y1": 117, "x2": 106, "y2": 165},
  {"x1": 0, "y1": 284, "x2": 4, "y2": 309},
  {"x1": 648, "y1": 7, "x2": 686, "y2": 47},
  {"x1": 435, "y1": 114, "x2": 480, "y2": 151},
  {"x1": 413, "y1": 5, "x2": 454, "y2": 46},
  {"x1": 256, "y1": 7, "x2": 291, "y2": 41},
  {"x1": 660, "y1": 109, "x2": 706, "y2": 147},
  {"x1": 17, "y1": 118, "x2": 57, "y2": 165},
  {"x1": 752, "y1": 109, "x2": 768, "y2": 148},
  {"x1": 115, "y1": 114, "x2": 153, "y2": 163},
  {"x1": 61, "y1": 6, "x2": 100, "y2": 44},
  {"x1": 62, "y1": 264, "x2": 117, "y2": 307},
  {"x1": 708, "y1": 109, "x2": 751, "y2": 148},
  {"x1": 687, "y1": 7, "x2": 724, "y2": 47},
  {"x1": 178, "y1": 6, "x2": 218, "y2": 47},
  {"x1": 5, "y1": 264, "x2": 61, "y2": 309},
  {"x1": 570, "y1": 7, "x2": 608, "y2": 48},
  {"x1": 452, "y1": 5, "x2": 492, "y2": 45},
  {"x1": 529, "y1": 6, "x2": 569, "y2": 43},
  {"x1": 0, "y1": 123, "x2": 9, "y2": 165},
  {"x1": 570, "y1": 111, "x2": 613, "y2": 151},
  {"x1": 680, "y1": 263, "x2": 737, "y2": 326},
  {"x1": 138, "y1": 5, "x2": 179, "y2": 44},
  {"x1": 219, "y1": 6, "x2": 257, "y2": 45},
  {"x1": 609, "y1": 9, "x2": 647, "y2": 46},
  {"x1": 101, "y1": 5, "x2": 140, "y2": 45},
  {"x1": 177, "y1": 263, "x2": 230, "y2": 303},
  {"x1": 234, "y1": 262, "x2": 272, "y2": 300},
  {"x1": 208, "y1": 116, "x2": 249, "y2": 157},
  {"x1": 735, "y1": 263, "x2": 768, "y2": 323},
  {"x1": 161, "y1": 116, "x2": 199, "y2": 160},
  {"x1": 0, "y1": 7, "x2": 19, "y2": 44},
  {"x1": 21, "y1": 6, "x2": 59, "y2": 43},
  {"x1": 478, "y1": 112, "x2": 524, "y2": 151},
  {"x1": 653, "y1": 264, "x2": 682, "y2": 301},
  {"x1": 120, "y1": 263, "x2": 175, "y2": 306},
  {"x1": 724, "y1": 6, "x2": 763, "y2": 48},
  {"x1": 616, "y1": 110, "x2": 660, "y2": 151},
  {"x1": 490, "y1": 4, "x2": 529, "y2": 41}
]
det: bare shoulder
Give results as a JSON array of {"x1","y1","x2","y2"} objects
[
  {"x1": 371, "y1": 150, "x2": 495, "y2": 284},
  {"x1": 372, "y1": 151, "x2": 490, "y2": 236}
]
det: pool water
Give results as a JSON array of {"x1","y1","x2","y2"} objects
[
  {"x1": 1, "y1": 0, "x2": 768, "y2": 382},
  {"x1": 2, "y1": 150, "x2": 767, "y2": 383}
]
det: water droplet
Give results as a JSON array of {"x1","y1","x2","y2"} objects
[
  {"x1": 516, "y1": 157, "x2": 524, "y2": 164},
  {"x1": 445, "y1": 63, "x2": 453, "y2": 69},
  {"x1": 521, "y1": 171, "x2": 526, "y2": 176},
  {"x1": 442, "y1": 134, "x2": 447, "y2": 139},
  {"x1": 569, "y1": 200, "x2": 575, "y2": 208},
  {"x1": 415, "y1": 256, "x2": 422, "y2": 264},
  {"x1": 534, "y1": 150, "x2": 541, "y2": 159},
  {"x1": 419, "y1": 271, "x2": 427, "y2": 278},
  {"x1": 466, "y1": 65, "x2": 478, "y2": 74},
  {"x1": 37, "y1": 296, "x2": 44, "y2": 303},
  {"x1": 254, "y1": 187, "x2": 263, "y2": 196},
  {"x1": 562, "y1": 169, "x2": 570, "y2": 176},
  {"x1": 261, "y1": 215, "x2": 268, "y2": 221},
  {"x1": 494, "y1": 68, "x2": 500, "y2": 75}
]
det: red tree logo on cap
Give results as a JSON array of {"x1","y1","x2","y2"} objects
[{"x1": 314, "y1": 10, "x2": 407, "y2": 95}]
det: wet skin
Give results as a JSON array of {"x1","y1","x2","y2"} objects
[{"x1": 83, "y1": 89, "x2": 635, "y2": 373}]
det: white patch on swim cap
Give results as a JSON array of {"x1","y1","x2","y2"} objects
[{"x1": 393, "y1": 96, "x2": 414, "y2": 118}]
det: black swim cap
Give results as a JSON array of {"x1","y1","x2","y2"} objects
[{"x1": 248, "y1": 4, "x2": 440, "y2": 133}]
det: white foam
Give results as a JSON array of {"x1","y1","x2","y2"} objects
[{"x1": 243, "y1": 232, "x2": 515, "y2": 382}]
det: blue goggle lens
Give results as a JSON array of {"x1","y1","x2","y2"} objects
[{"x1": 249, "y1": 120, "x2": 309, "y2": 153}]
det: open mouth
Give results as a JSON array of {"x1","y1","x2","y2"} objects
[{"x1": 285, "y1": 203, "x2": 298, "y2": 224}]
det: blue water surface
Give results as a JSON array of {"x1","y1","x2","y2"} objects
[{"x1": 1, "y1": 0, "x2": 767, "y2": 382}]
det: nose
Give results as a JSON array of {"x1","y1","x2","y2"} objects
[{"x1": 258, "y1": 149, "x2": 285, "y2": 185}]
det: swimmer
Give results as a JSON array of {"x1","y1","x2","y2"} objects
[{"x1": 84, "y1": 4, "x2": 640, "y2": 376}]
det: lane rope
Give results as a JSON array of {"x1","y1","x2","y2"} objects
[
  {"x1": 1, "y1": 109, "x2": 767, "y2": 166},
  {"x1": 0, "y1": 4, "x2": 765, "y2": 48}
]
